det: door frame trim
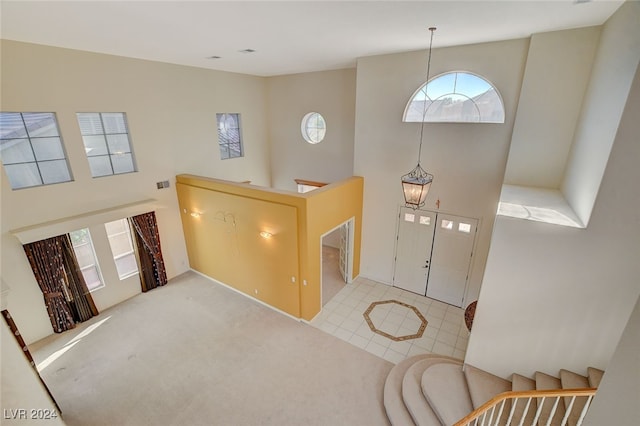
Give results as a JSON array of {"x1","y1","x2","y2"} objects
[{"x1": 392, "y1": 205, "x2": 481, "y2": 308}]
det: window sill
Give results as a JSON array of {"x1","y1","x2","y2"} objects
[
  {"x1": 118, "y1": 271, "x2": 139, "y2": 281},
  {"x1": 497, "y1": 184, "x2": 584, "y2": 229}
]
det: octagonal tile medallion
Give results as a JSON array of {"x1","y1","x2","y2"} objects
[{"x1": 363, "y1": 300, "x2": 428, "y2": 341}]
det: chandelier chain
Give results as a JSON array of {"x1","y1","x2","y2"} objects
[{"x1": 417, "y1": 27, "x2": 436, "y2": 165}]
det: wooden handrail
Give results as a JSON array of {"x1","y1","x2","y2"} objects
[
  {"x1": 454, "y1": 388, "x2": 597, "y2": 426},
  {"x1": 294, "y1": 178, "x2": 328, "y2": 188}
]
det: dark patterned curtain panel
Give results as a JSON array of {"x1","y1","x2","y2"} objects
[
  {"x1": 130, "y1": 211, "x2": 167, "y2": 292},
  {"x1": 60, "y1": 235, "x2": 99, "y2": 322},
  {"x1": 23, "y1": 235, "x2": 98, "y2": 333}
]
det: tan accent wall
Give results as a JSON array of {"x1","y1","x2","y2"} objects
[{"x1": 176, "y1": 174, "x2": 363, "y2": 320}]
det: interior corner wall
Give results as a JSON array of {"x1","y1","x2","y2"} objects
[
  {"x1": 267, "y1": 69, "x2": 356, "y2": 191},
  {"x1": 504, "y1": 26, "x2": 601, "y2": 189},
  {"x1": 353, "y1": 38, "x2": 528, "y2": 305},
  {"x1": 464, "y1": 62, "x2": 640, "y2": 379},
  {"x1": 0, "y1": 40, "x2": 271, "y2": 344},
  {"x1": 561, "y1": 1, "x2": 640, "y2": 226},
  {"x1": 583, "y1": 295, "x2": 640, "y2": 425}
]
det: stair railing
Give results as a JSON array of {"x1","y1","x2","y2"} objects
[{"x1": 454, "y1": 388, "x2": 597, "y2": 426}]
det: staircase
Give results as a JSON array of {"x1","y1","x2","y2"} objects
[{"x1": 384, "y1": 354, "x2": 604, "y2": 426}]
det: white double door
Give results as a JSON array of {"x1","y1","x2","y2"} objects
[{"x1": 393, "y1": 207, "x2": 477, "y2": 307}]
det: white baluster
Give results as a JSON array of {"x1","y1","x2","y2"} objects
[
  {"x1": 576, "y1": 395, "x2": 594, "y2": 426},
  {"x1": 545, "y1": 397, "x2": 561, "y2": 426},
  {"x1": 561, "y1": 395, "x2": 576, "y2": 426}
]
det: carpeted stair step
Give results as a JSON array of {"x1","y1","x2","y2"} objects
[
  {"x1": 463, "y1": 365, "x2": 512, "y2": 426},
  {"x1": 402, "y1": 357, "x2": 462, "y2": 426},
  {"x1": 422, "y1": 362, "x2": 473, "y2": 426},
  {"x1": 535, "y1": 372, "x2": 566, "y2": 426},
  {"x1": 559, "y1": 369, "x2": 590, "y2": 426},
  {"x1": 384, "y1": 354, "x2": 433, "y2": 426},
  {"x1": 464, "y1": 364, "x2": 511, "y2": 408},
  {"x1": 511, "y1": 374, "x2": 538, "y2": 425},
  {"x1": 587, "y1": 367, "x2": 604, "y2": 388}
]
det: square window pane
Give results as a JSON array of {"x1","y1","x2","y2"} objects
[
  {"x1": 106, "y1": 134, "x2": 132, "y2": 154},
  {"x1": 82, "y1": 135, "x2": 109, "y2": 156},
  {"x1": 22, "y1": 113, "x2": 59, "y2": 138},
  {"x1": 81, "y1": 266, "x2": 103, "y2": 291},
  {"x1": 458, "y1": 223, "x2": 472, "y2": 233},
  {"x1": 0, "y1": 138, "x2": 35, "y2": 164},
  {"x1": 0, "y1": 113, "x2": 28, "y2": 139},
  {"x1": 228, "y1": 142, "x2": 242, "y2": 158},
  {"x1": 441, "y1": 220, "x2": 454, "y2": 230},
  {"x1": 70, "y1": 229, "x2": 91, "y2": 245},
  {"x1": 219, "y1": 144, "x2": 230, "y2": 160},
  {"x1": 109, "y1": 233, "x2": 133, "y2": 255},
  {"x1": 38, "y1": 159, "x2": 72, "y2": 184},
  {"x1": 77, "y1": 113, "x2": 104, "y2": 135},
  {"x1": 111, "y1": 153, "x2": 135, "y2": 174},
  {"x1": 4, "y1": 162, "x2": 42, "y2": 189},
  {"x1": 31, "y1": 137, "x2": 65, "y2": 161},
  {"x1": 105, "y1": 219, "x2": 127, "y2": 235},
  {"x1": 419, "y1": 216, "x2": 431, "y2": 225},
  {"x1": 73, "y1": 243, "x2": 94, "y2": 268},
  {"x1": 88, "y1": 155, "x2": 113, "y2": 177},
  {"x1": 102, "y1": 113, "x2": 128, "y2": 134},
  {"x1": 115, "y1": 254, "x2": 138, "y2": 278},
  {"x1": 404, "y1": 213, "x2": 415, "y2": 222}
]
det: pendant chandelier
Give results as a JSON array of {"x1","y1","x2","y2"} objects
[{"x1": 402, "y1": 27, "x2": 436, "y2": 210}]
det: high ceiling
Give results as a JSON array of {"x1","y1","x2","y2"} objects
[{"x1": 0, "y1": 1, "x2": 624, "y2": 77}]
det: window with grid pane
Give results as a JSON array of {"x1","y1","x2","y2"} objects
[
  {"x1": 77, "y1": 112, "x2": 137, "y2": 177},
  {"x1": 105, "y1": 219, "x2": 139, "y2": 280},
  {"x1": 70, "y1": 228, "x2": 104, "y2": 292},
  {"x1": 216, "y1": 113, "x2": 243, "y2": 159},
  {"x1": 403, "y1": 71, "x2": 505, "y2": 123},
  {"x1": 0, "y1": 112, "x2": 73, "y2": 189}
]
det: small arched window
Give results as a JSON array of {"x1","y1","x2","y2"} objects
[{"x1": 403, "y1": 71, "x2": 505, "y2": 123}]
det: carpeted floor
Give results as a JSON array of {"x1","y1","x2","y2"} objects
[{"x1": 29, "y1": 272, "x2": 392, "y2": 426}]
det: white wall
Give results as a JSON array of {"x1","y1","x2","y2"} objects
[
  {"x1": 504, "y1": 27, "x2": 600, "y2": 189},
  {"x1": 465, "y1": 58, "x2": 640, "y2": 378},
  {"x1": 0, "y1": 41, "x2": 271, "y2": 344},
  {"x1": 562, "y1": 1, "x2": 640, "y2": 226},
  {"x1": 353, "y1": 38, "x2": 529, "y2": 305},
  {"x1": 267, "y1": 69, "x2": 356, "y2": 191},
  {"x1": 583, "y1": 295, "x2": 640, "y2": 426},
  {"x1": 1, "y1": 320, "x2": 65, "y2": 425}
]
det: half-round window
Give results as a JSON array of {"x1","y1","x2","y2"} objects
[
  {"x1": 403, "y1": 72, "x2": 505, "y2": 123},
  {"x1": 301, "y1": 112, "x2": 326, "y2": 144}
]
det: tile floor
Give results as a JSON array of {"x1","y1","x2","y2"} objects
[{"x1": 310, "y1": 277, "x2": 470, "y2": 364}]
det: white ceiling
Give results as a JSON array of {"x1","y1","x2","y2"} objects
[{"x1": 0, "y1": 1, "x2": 624, "y2": 77}]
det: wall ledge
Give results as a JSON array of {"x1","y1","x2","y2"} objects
[
  {"x1": 11, "y1": 199, "x2": 160, "y2": 244},
  {"x1": 497, "y1": 184, "x2": 584, "y2": 228}
]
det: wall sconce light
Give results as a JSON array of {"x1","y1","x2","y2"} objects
[{"x1": 259, "y1": 231, "x2": 273, "y2": 239}]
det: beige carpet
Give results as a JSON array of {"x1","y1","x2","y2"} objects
[{"x1": 29, "y1": 272, "x2": 392, "y2": 426}]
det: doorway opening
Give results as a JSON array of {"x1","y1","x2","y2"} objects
[{"x1": 321, "y1": 218, "x2": 354, "y2": 306}]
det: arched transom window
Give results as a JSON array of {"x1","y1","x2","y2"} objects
[{"x1": 403, "y1": 71, "x2": 505, "y2": 123}]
